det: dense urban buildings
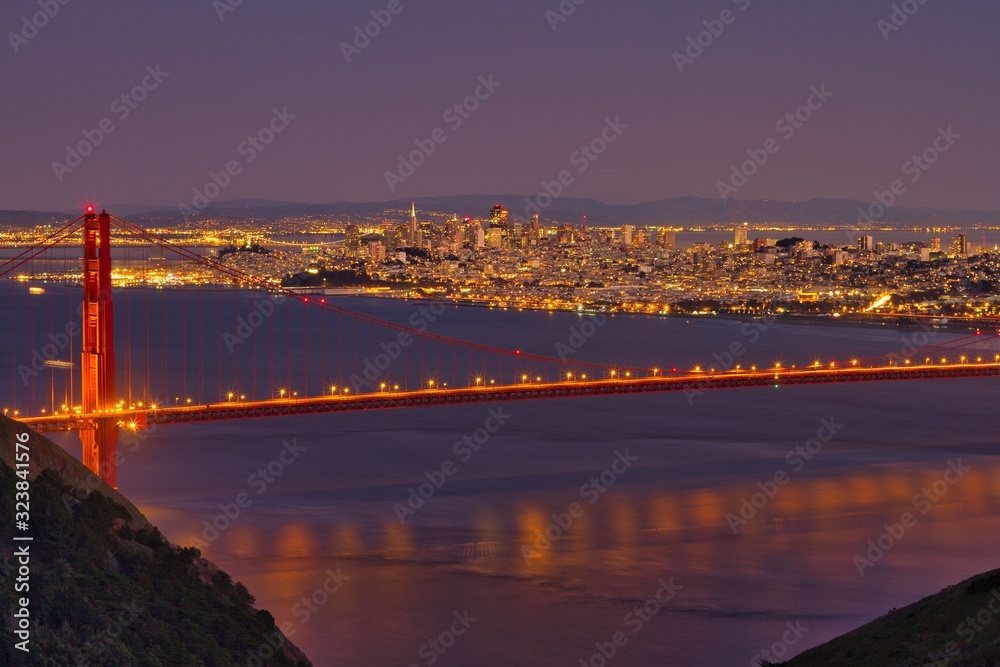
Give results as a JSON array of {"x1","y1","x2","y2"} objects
[{"x1": 8, "y1": 204, "x2": 996, "y2": 323}]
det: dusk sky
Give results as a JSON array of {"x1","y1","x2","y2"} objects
[{"x1": 2, "y1": 0, "x2": 998, "y2": 212}]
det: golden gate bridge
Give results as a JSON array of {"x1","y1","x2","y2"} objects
[{"x1": 3, "y1": 209, "x2": 999, "y2": 489}]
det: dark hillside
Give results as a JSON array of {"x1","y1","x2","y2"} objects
[{"x1": 0, "y1": 417, "x2": 311, "y2": 666}]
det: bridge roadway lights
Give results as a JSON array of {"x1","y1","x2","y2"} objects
[
  {"x1": 19, "y1": 365, "x2": 1000, "y2": 433},
  {"x1": 90, "y1": 364, "x2": 1000, "y2": 428}
]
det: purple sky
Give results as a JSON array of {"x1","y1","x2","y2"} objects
[{"x1": 2, "y1": 0, "x2": 998, "y2": 212}]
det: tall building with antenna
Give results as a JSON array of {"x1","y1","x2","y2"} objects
[{"x1": 408, "y1": 202, "x2": 420, "y2": 246}]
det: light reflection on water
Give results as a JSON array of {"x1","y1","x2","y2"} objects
[
  {"x1": 115, "y1": 407, "x2": 1000, "y2": 666},
  {"x1": 31, "y1": 303, "x2": 1000, "y2": 666},
  {"x1": 161, "y1": 460, "x2": 1000, "y2": 587}
]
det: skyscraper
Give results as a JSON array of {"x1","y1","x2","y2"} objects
[
  {"x1": 621, "y1": 225, "x2": 634, "y2": 246},
  {"x1": 489, "y1": 205, "x2": 509, "y2": 231},
  {"x1": 734, "y1": 227, "x2": 749, "y2": 246},
  {"x1": 419, "y1": 220, "x2": 433, "y2": 248},
  {"x1": 365, "y1": 237, "x2": 386, "y2": 262},
  {"x1": 510, "y1": 222, "x2": 524, "y2": 247},
  {"x1": 487, "y1": 205, "x2": 509, "y2": 247},
  {"x1": 951, "y1": 234, "x2": 967, "y2": 256},
  {"x1": 345, "y1": 224, "x2": 361, "y2": 256},
  {"x1": 386, "y1": 224, "x2": 406, "y2": 251},
  {"x1": 486, "y1": 228, "x2": 503, "y2": 248},
  {"x1": 450, "y1": 217, "x2": 465, "y2": 249}
]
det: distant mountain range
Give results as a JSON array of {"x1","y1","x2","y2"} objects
[{"x1": 4, "y1": 196, "x2": 1000, "y2": 228}]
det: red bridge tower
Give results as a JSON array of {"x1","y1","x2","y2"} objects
[{"x1": 79, "y1": 209, "x2": 119, "y2": 488}]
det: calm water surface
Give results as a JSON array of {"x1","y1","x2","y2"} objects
[{"x1": 6, "y1": 292, "x2": 999, "y2": 666}]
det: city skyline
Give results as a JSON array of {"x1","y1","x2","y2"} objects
[{"x1": 6, "y1": 2, "x2": 1000, "y2": 665}]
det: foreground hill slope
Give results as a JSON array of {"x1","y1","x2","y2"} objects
[
  {"x1": 0, "y1": 416, "x2": 311, "y2": 666},
  {"x1": 777, "y1": 569, "x2": 1000, "y2": 666}
]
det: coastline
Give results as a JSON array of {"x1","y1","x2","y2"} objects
[{"x1": 350, "y1": 293, "x2": 988, "y2": 335}]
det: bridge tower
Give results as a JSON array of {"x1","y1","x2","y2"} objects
[{"x1": 79, "y1": 209, "x2": 119, "y2": 488}]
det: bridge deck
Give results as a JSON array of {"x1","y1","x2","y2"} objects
[{"x1": 18, "y1": 362, "x2": 1000, "y2": 433}]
